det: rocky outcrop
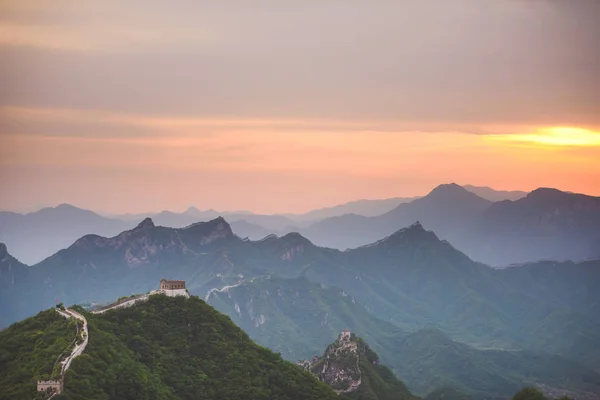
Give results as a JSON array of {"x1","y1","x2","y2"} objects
[{"x1": 306, "y1": 330, "x2": 362, "y2": 394}]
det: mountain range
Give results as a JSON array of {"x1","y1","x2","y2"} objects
[
  {"x1": 0, "y1": 184, "x2": 537, "y2": 265},
  {"x1": 1, "y1": 216, "x2": 599, "y2": 399},
  {"x1": 294, "y1": 184, "x2": 600, "y2": 265}
]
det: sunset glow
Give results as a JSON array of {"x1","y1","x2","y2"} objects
[{"x1": 486, "y1": 127, "x2": 600, "y2": 147}]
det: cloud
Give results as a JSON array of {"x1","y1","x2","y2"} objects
[
  {"x1": 0, "y1": 0, "x2": 598, "y2": 127},
  {"x1": 0, "y1": 106, "x2": 564, "y2": 141}
]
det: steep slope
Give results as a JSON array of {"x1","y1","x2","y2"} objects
[
  {"x1": 304, "y1": 222, "x2": 513, "y2": 337},
  {"x1": 207, "y1": 276, "x2": 407, "y2": 361},
  {"x1": 0, "y1": 294, "x2": 339, "y2": 400},
  {"x1": 0, "y1": 204, "x2": 130, "y2": 265},
  {"x1": 0, "y1": 309, "x2": 72, "y2": 399},
  {"x1": 319, "y1": 224, "x2": 600, "y2": 366},
  {"x1": 0, "y1": 243, "x2": 33, "y2": 328},
  {"x1": 207, "y1": 275, "x2": 600, "y2": 400},
  {"x1": 0, "y1": 217, "x2": 340, "y2": 326},
  {"x1": 471, "y1": 188, "x2": 600, "y2": 265},
  {"x1": 304, "y1": 331, "x2": 417, "y2": 400}
]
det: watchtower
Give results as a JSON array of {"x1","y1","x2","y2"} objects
[
  {"x1": 37, "y1": 380, "x2": 63, "y2": 394},
  {"x1": 160, "y1": 279, "x2": 186, "y2": 290}
]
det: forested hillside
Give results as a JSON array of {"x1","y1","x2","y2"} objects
[{"x1": 0, "y1": 295, "x2": 339, "y2": 400}]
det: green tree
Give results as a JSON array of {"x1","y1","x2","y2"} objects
[{"x1": 512, "y1": 387, "x2": 547, "y2": 400}]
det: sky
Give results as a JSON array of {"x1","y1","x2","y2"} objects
[{"x1": 1, "y1": 0, "x2": 599, "y2": 214}]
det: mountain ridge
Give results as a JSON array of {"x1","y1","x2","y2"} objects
[
  {"x1": 0, "y1": 294, "x2": 341, "y2": 399},
  {"x1": 296, "y1": 184, "x2": 600, "y2": 265}
]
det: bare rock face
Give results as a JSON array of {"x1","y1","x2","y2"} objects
[{"x1": 310, "y1": 330, "x2": 362, "y2": 394}]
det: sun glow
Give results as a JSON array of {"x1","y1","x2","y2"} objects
[{"x1": 486, "y1": 127, "x2": 600, "y2": 147}]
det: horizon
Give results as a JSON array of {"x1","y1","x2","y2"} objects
[{"x1": 0, "y1": 182, "x2": 580, "y2": 216}]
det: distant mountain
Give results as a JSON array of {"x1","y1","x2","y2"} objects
[
  {"x1": 0, "y1": 204, "x2": 131, "y2": 265},
  {"x1": 284, "y1": 197, "x2": 419, "y2": 223},
  {"x1": 0, "y1": 295, "x2": 339, "y2": 399},
  {"x1": 0, "y1": 204, "x2": 289, "y2": 264},
  {"x1": 299, "y1": 183, "x2": 491, "y2": 250},
  {"x1": 462, "y1": 185, "x2": 528, "y2": 202},
  {"x1": 146, "y1": 209, "x2": 295, "y2": 232},
  {"x1": 297, "y1": 184, "x2": 600, "y2": 265},
  {"x1": 0, "y1": 243, "x2": 31, "y2": 329},
  {"x1": 468, "y1": 188, "x2": 600, "y2": 265},
  {"x1": 230, "y1": 219, "x2": 279, "y2": 240}
]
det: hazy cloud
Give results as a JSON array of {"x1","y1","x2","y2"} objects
[{"x1": 1, "y1": 0, "x2": 598, "y2": 126}]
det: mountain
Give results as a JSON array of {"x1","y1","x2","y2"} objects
[
  {"x1": 3, "y1": 217, "x2": 250, "y2": 325},
  {"x1": 230, "y1": 219, "x2": 275, "y2": 240},
  {"x1": 0, "y1": 243, "x2": 34, "y2": 328},
  {"x1": 297, "y1": 184, "x2": 600, "y2": 265},
  {"x1": 284, "y1": 197, "x2": 419, "y2": 223},
  {"x1": 0, "y1": 294, "x2": 339, "y2": 400},
  {"x1": 468, "y1": 188, "x2": 600, "y2": 265},
  {"x1": 304, "y1": 330, "x2": 418, "y2": 400},
  {"x1": 386, "y1": 328, "x2": 600, "y2": 400},
  {"x1": 137, "y1": 209, "x2": 295, "y2": 232},
  {"x1": 0, "y1": 204, "x2": 130, "y2": 265},
  {"x1": 207, "y1": 274, "x2": 600, "y2": 400},
  {"x1": 0, "y1": 308, "x2": 73, "y2": 399},
  {"x1": 299, "y1": 183, "x2": 491, "y2": 250},
  {"x1": 3, "y1": 218, "x2": 600, "y2": 375},
  {"x1": 207, "y1": 275, "x2": 405, "y2": 361},
  {"x1": 462, "y1": 185, "x2": 528, "y2": 202}
]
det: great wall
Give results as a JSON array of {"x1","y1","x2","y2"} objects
[
  {"x1": 37, "y1": 308, "x2": 88, "y2": 398},
  {"x1": 36, "y1": 279, "x2": 188, "y2": 398}
]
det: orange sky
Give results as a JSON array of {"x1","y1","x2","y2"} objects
[
  {"x1": 1, "y1": 107, "x2": 599, "y2": 214},
  {"x1": 1, "y1": 1, "x2": 599, "y2": 214}
]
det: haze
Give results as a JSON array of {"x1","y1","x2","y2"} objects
[{"x1": 1, "y1": 0, "x2": 599, "y2": 214}]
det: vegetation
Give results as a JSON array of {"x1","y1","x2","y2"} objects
[
  {"x1": 208, "y1": 276, "x2": 600, "y2": 399},
  {"x1": 0, "y1": 309, "x2": 72, "y2": 400},
  {"x1": 344, "y1": 337, "x2": 416, "y2": 400},
  {"x1": 60, "y1": 294, "x2": 338, "y2": 399},
  {"x1": 512, "y1": 387, "x2": 574, "y2": 400},
  {"x1": 307, "y1": 331, "x2": 418, "y2": 400},
  {"x1": 424, "y1": 386, "x2": 473, "y2": 400}
]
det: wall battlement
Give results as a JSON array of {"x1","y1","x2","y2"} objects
[
  {"x1": 37, "y1": 379, "x2": 63, "y2": 394},
  {"x1": 160, "y1": 279, "x2": 186, "y2": 290}
]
